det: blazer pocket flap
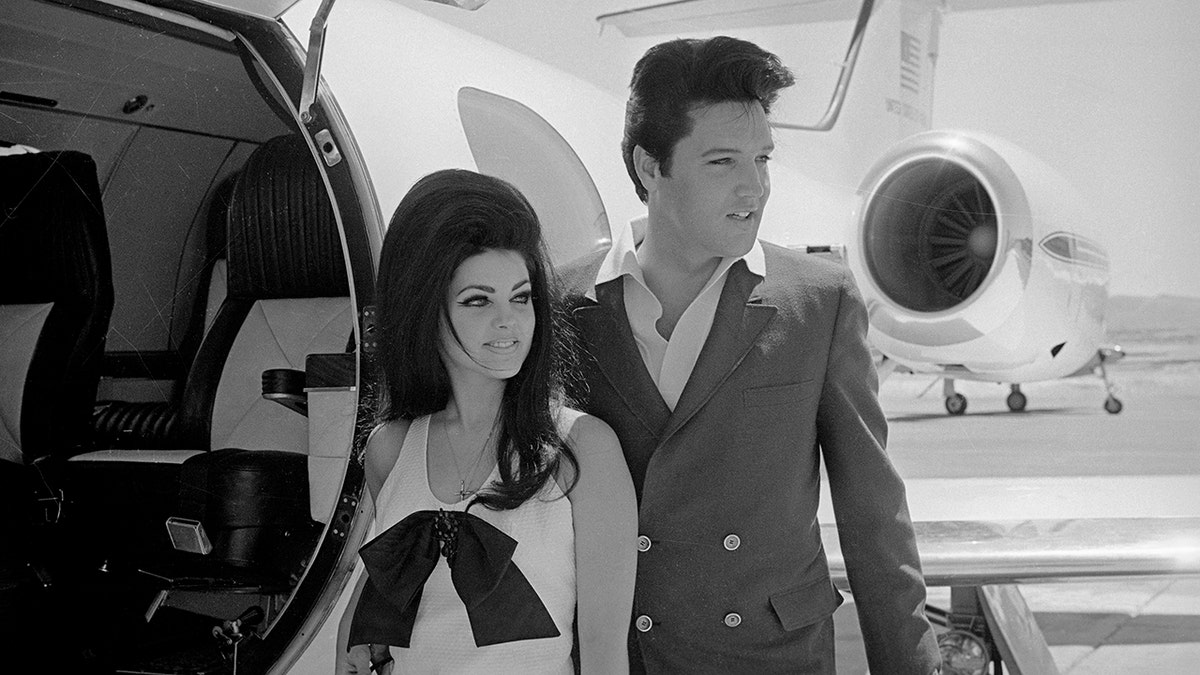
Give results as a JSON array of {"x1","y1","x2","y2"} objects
[
  {"x1": 769, "y1": 577, "x2": 844, "y2": 632},
  {"x1": 742, "y1": 380, "x2": 815, "y2": 408}
]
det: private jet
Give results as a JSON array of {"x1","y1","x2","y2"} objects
[{"x1": 0, "y1": 1, "x2": 1188, "y2": 674}]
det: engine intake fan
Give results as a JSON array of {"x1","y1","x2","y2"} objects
[{"x1": 863, "y1": 161, "x2": 998, "y2": 312}]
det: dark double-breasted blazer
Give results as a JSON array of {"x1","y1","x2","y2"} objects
[{"x1": 560, "y1": 241, "x2": 940, "y2": 674}]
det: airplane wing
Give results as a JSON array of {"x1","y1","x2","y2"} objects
[
  {"x1": 821, "y1": 474, "x2": 1200, "y2": 584},
  {"x1": 826, "y1": 517, "x2": 1200, "y2": 588},
  {"x1": 819, "y1": 475, "x2": 1200, "y2": 672},
  {"x1": 823, "y1": 516, "x2": 1200, "y2": 673},
  {"x1": 598, "y1": 0, "x2": 1125, "y2": 36}
]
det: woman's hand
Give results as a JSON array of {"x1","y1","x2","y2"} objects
[
  {"x1": 339, "y1": 643, "x2": 393, "y2": 674},
  {"x1": 339, "y1": 643, "x2": 371, "y2": 674},
  {"x1": 368, "y1": 643, "x2": 395, "y2": 675}
]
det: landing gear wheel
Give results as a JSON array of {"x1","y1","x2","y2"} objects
[
  {"x1": 1104, "y1": 396, "x2": 1123, "y2": 414},
  {"x1": 1006, "y1": 390, "x2": 1027, "y2": 412},
  {"x1": 945, "y1": 393, "x2": 968, "y2": 416}
]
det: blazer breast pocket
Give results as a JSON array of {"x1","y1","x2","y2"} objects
[{"x1": 741, "y1": 380, "x2": 817, "y2": 408}]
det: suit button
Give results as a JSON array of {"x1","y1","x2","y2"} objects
[
  {"x1": 723, "y1": 534, "x2": 740, "y2": 551},
  {"x1": 637, "y1": 535, "x2": 652, "y2": 552},
  {"x1": 723, "y1": 612, "x2": 742, "y2": 628},
  {"x1": 635, "y1": 615, "x2": 653, "y2": 632}
]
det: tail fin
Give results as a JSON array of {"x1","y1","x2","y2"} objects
[
  {"x1": 764, "y1": 0, "x2": 946, "y2": 245},
  {"x1": 796, "y1": 0, "x2": 944, "y2": 183}
]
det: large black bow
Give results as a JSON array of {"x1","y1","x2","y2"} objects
[{"x1": 348, "y1": 509, "x2": 560, "y2": 649}]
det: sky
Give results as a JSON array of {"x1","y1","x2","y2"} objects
[{"x1": 401, "y1": 0, "x2": 1200, "y2": 298}]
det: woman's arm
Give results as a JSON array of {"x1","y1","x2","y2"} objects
[
  {"x1": 334, "y1": 421, "x2": 408, "y2": 674},
  {"x1": 562, "y1": 411, "x2": 637, "y2": 675}
]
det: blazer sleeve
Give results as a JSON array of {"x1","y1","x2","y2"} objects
[{"x1": 816, "y1": 268, "x2": 942, "y2": 674}]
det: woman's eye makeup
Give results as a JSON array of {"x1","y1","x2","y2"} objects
[
  {"x1": 458, "y1": 294, "x2": 490, "y2": 307},
  {"x1": 454, "y1": 280, "x2": 531, "y2": 307}
]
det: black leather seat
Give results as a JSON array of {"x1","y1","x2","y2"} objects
[
  {"x1": 172, "y1": 133, "x2": 350, "y2": 454},
  {"x1": 0, "y1": 149, "x2": 113, "y2": 646},
  {"x1": 0, "y1": 150, "x2": 113, "y2": 466}
]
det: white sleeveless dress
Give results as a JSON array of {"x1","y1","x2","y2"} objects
[{"x1": 371, "y1": 415, "x2": 575, "y2": 674}]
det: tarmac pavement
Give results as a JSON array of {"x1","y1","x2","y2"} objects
[{"x1": 829, "y1": 350, "x2": 1200, "y2": 673}]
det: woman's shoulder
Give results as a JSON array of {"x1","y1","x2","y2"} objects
[
  {"x1": 556, "y1": 407, "x2": 619, "y2": 452},
  {"x1": 364, "y1": 418, "x2": 414, "y2": 484},
  {"x1": 365, "y1": 417, "x2": 413, "y2": 450}
]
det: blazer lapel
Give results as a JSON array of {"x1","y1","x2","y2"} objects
[
  {"x1": 661, "y1": 261, "x2": 776, "y2": 442},
  {"x1": 572, "y1": 279, "x2": 672, "y2": 435}
]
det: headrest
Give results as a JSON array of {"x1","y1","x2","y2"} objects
[
  {"x1": 225, "y1": 135, "x2": 348, "y2": 300},
  {"x1": 0, "y1": 151, "x2": 113, "y2": 308}
]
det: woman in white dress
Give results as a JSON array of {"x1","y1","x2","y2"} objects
[{"x1": 337, "y1": 169, "x2": 636, "y2": 674}]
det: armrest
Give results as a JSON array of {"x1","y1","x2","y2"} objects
[
  {"x1": 305, "y1": 352, "x2": 355, "y2": 390},
  {"x1": 261, "y1": 353, "x2": 354, "y2": 416},
  {"x1": 261, "y1": 369, "x2": 307, "y2": 416}
]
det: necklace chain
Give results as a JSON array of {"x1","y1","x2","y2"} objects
[{"x1": 442, "y1": 414, "x2": 498, "y2": 501}]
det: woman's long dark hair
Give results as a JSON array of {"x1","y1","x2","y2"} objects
[{"x1": 374, "y1": 169, "x2": 578, "y2": 510}]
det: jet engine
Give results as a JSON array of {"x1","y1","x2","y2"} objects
[{"x1": 847, "y1": 129, "x2": 1109, "y2": 384}]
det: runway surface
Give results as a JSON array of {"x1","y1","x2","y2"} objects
[{"x1": 831, "y1": 330, "x2": 1200, "y2": 673}]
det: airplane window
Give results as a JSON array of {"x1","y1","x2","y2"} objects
[{"x1": 1041, "y1": 232, "x2": 1109, "y2": 268}]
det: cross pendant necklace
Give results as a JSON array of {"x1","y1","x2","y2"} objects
[{"x1": 443, "y1": 414, "x2": 498, "y2": 502}]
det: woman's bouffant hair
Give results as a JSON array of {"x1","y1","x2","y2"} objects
[{"x1": 373, "y1": 169, "x2": 577, "y2": 510}]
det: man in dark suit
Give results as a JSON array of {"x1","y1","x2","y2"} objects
[{"x1": 560, "y1": 37, "x2": 942, "y2": 673}]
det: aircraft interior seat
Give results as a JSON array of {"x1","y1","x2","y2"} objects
[
  {"x1": 0, "y1": 150, "x2": 115, "y2": 613},
  {"x1": 81, "y1": 174, "x2": 240, "y2": 563},
  {"x1": 0, "y1": 149, "x2": 114, "y2": 651},
  {"x1": 0, "y1": 151, "x2": 113, "y2": 551},
  {"x1": 0, "y1": 151, "x2": 114, "y2": 467},
  {"x1": 66, "y1": 134, "x2": 352, "y2": 592}
]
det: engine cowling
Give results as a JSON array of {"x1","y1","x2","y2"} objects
[{"x1": 848, "y1": 130, "x2": 1109, "y2": 381}]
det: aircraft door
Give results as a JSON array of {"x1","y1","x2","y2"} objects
[{"x1": 457, "y1": 86, "x2": 612, "y2": 265}]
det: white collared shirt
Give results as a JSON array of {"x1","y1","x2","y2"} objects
[{"x1": 592, "y1": 216, "x2": 765, "y2": 410}]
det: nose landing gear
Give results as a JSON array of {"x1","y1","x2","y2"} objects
[
  {"x1": 943, "y1": 379, "x2": 968, "y2": 415},
  {"x1": 1096, "y1": 346, "x2": 1124, "y2": 414}
]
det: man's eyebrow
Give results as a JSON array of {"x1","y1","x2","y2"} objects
[{"x1": 700, "y1": 144, "x2": 775, "y2": 157}]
